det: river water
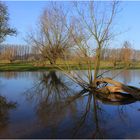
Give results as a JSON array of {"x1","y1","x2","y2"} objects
[{"x1": 0, "y1": 70, "x2": 140, "y2": 138}]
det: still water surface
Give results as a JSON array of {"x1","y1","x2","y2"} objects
[{"x1": 0, "y1": 70, "x2": 140, "y2": 138}]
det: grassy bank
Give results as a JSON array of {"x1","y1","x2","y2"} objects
[{"x1": 0, "y1": 61, "x2": 140, "y2": 71}]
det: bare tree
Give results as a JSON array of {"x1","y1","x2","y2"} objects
[
  {"x1": 47, "y1": 1, "x2": 121, "y2": 91},
  {"x1": 0, "y1": 44, "x2": 31, "y2": 63},
  {"x1": 68, "y1": 1, "x2": 119, "y2": 87},
  {"x1": 120, "y1": 41, "x2": 133, "y2": 67},
  {"x1": 0, "y1": 44, "x2": 17, "y2": 63},
  {"x1": 27, "y1": 3, "x2": 79, "y2": 65},
  {"x1": 133, "y1": 49, "x2": 140, "y2": 62}
]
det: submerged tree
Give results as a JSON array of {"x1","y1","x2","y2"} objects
[
  {"x1": 54, "y1": 1, "x2": 121, "y2": 90},
  {"x1": 57, "y1": 1, "x2": 140, "y2": 100},
  {"x1": 73, "y1": 1, "x2": 119, "y2": 85},
  {"x1": 0, "y1": 1, "x2": 16, "y2": 43}
]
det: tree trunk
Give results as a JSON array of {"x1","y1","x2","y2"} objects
[
  {"x1": 95, "y1": 77, "x2": 140, "y2": 99},
  {"x1": 93, "y1": 43, "x2": 102, "y2": 86}
]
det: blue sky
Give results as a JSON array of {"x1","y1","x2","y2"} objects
[
  {"x1": 3, "y1": 1, "x2": 140, "y2": 50},
  {"x1": 4, "y1": 1, "x2": 49, "y2": 44}
]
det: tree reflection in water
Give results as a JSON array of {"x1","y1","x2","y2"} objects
[
  {"x1": 25, "y1": 71, "x2": 138, "y2": 138},
  {"x1": 25, "y1": 70, "x2": 76, "y2": 105},
  {"x1": 68, "y1": 91, "x2": 137, "y2": 138},
  {"x1": 25, "y1": 70, "x2": 78, "y2": 138},
  {"x1": 0, "y1": 96, "x2": 16, "y2": 130}
]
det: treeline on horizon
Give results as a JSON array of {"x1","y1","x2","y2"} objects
[{"x1": 0, "y1": 41, "x2": 139, "y2": 65}]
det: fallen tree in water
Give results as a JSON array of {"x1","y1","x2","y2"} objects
[
  {"x1": 55, "y1": 69, "x2": 140, "y2": 103},
  {"x1": 91, "y1": 77, "x2": 140, "y2": 101},
  {"x1": 64, "y1": 88, "x2": 137, "y2": 107},
  {"x1": 56, "y1": 1, "x2": 138, "y2": 103}
]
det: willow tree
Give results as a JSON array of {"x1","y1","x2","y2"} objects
[
  {"x1": 72, "y1": 1, "x2": 119, "y2": 87},
  {"x1": 28, "y1": 3, "x2": 79, "y2": 65},
  {"x1": 57, "y1": 1, "x2": 120, "y2": 90},
  {"x1": 0, "y1": 2, "x2": 16, "y2": 43}
]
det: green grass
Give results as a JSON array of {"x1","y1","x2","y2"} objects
[
  {"x1": 0, "y1": 63, "x2": 50, "y2": 71},
  {"x1": 0, "y1": 61, "x2": 140, "y2": 72}
]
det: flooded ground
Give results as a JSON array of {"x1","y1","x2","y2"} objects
[{"x1": 0, "y1": 70, "x2": 140, "y2": 138}]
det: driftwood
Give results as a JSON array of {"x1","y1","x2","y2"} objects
[{"x1": 94, "y1": 77, "x2": 140, "y2": 99}]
